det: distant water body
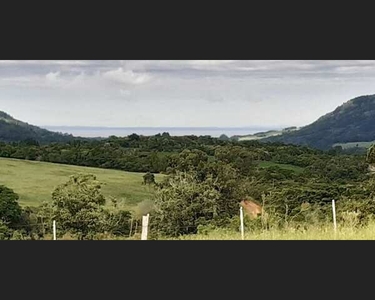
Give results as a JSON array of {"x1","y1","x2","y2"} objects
[{"x1": 42, "y1": 126, "x2": 280, "y2": 138}]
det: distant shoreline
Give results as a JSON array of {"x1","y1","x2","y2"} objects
[{"x1": 41, "y1": 126, "x2": 283, "y2": 138}]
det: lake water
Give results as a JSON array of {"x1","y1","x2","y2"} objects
[{"x1": 42, "y1": 126, "x2": 279, "y2": 138}]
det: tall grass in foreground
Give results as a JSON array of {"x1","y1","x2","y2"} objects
[
  {"x1": 161, "y1": 222, "x2": 375, "y2": 240},
  {"x1": 42, "y1": 223, "x2": 375, "y2": 240},
  {"x1": 34, "y1": 218, "x2": 375, "y2": 240},
  {"x1": 36, "y1": 224, "x2": 375, "y2": 240}
]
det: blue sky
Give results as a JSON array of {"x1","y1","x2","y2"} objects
[{"x1": 1, "y1": 60, "x2": 375, "y2": 128}]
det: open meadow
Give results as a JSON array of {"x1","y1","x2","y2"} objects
[{"x1": 0, "y1": 157, "x2": 163, "y2": 210}]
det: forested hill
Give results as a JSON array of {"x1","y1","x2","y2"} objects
[
  {"x1": 0, "y1": 111, "x2": 76, "y2": 143},
  {"x1": 264, "y1": 94, "x2": 375, "y2": 150}
]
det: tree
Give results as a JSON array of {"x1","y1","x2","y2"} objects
[
  {"x1": 167, "y1": 149, "x2": 209, "y2": 173},
  {"x1": 50, "y1": 174, "x2": 106, "y2": 239},
  {"x1": 219, "y1": 134, "x2": 229, "y2": 141},
  {"x1": 151, "y1": 162, "x2": 245, "y2": 237},
  {"x1": 0, "y1": 220, "x2": 12, "y2": 240},
  {"x1": 0, "y1": 185, "x2": 22, "y2": 226},
  {"x1": 151, "y1": 171, "x2": 221, "y2": 237},
  {"x1": 128, "y1": 133, "x2": 140, "y2": 141},
  {"x1": 47, "y1": 174, "x2": 133, "y2": 239},
  {"x1": 143, "y1": 172, "x2": 155, "y2": 185}
]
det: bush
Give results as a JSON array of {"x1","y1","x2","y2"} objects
[{"x1": 143, "y1": 172, "x2": 155, "y2": 185}]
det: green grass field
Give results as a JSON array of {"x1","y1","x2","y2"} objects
[
  {"x1": 257, "y1": 161, "x2": 305, "y2": 174},
  {"x1": 0, "y1": 157, "x2": 164, "y2": 210}
]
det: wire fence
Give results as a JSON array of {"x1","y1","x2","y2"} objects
[{"x1": 4, "y1": 200, "x2": 339, "y2": 240}]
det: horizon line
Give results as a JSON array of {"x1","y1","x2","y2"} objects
[{"x1": 40, "y1": 125, "x2": 289, "y2": 129}]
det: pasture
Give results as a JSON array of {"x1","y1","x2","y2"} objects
[{"x1": 0, "y1": 157, "x2": 164, "y2": 210}]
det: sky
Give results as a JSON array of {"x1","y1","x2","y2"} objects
[{"x1": 1, "y1": 60, "x2": 375, "y2": 129}]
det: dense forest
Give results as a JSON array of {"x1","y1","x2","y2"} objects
[{"x1": 0, "y1": 132, "x2": 362, "y2": 174}]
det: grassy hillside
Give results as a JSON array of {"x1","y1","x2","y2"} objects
[
  {"x1": 233, "y1": 127, "x2": 298, "y2": 141},
  {"x1": 237, "y1": 130, "x2": 283, "y2": 141},
  {"x1": 264, "y1": 94, "x2": 375, "y2": 150},
  {"x1": 0, "y1": 157, "x2": 164, "y2": 209}
]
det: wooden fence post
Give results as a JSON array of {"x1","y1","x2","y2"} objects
[
  {"x1": 240, "y1": 207, "x2": 244, "y2": 240},
  {"x1": 332, "y1": 199, "x2": 337, "y2": 233},
  {"x1": 141, "y1": 214, "x2": 150, "y2": 240},
  {"x1": 53, "y1": 220, "x2": 57, "y2": 240}
]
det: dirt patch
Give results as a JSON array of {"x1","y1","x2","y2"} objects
[{"x1": 240, "y1": 199, "x2": 262, "y2": 219}]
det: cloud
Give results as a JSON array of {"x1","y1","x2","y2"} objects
[
  {"x1": 335, "y1": 65, "x2": 375, "y2": 74},
  {"x1": 187, "y1": 60, "x2": 236, "y2": 69},
  {"x1": 120, "y1": 89, "x2": 131, "y2": 97},
  {"x1": 4, "y1": 60, "x2": 375, "y2": 81},
  {"x1": 46, "y1": 71, "x2": 60, "y2": 81},
  {"x1": 102, "y1": 68, "x2": 151, "y2": 85},
  {"x1": 126, "y1": 60, "x2": 375, "y2": 78}
]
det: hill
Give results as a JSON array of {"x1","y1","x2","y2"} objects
[
  {"x1": 263, "y1": 94, "x2": 375, "y2": 150},
  {"x1": 232, "y1": 127, "x2": 298, "y2": 141},
  {"x1": 0, "y1": 157, "x2": 163, "y2": 210},
  {"x1": 0, "y1": 110, "x2": 76, "y2": 143}
]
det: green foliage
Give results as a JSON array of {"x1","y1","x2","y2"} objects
[
  {"x1": 151, "y1": 158, "x2": 247, "y2": 237},
  {"x1": 0, "y1": 220, "x2": 12, "y2": 240},
  {"x1": 219, "y1": 134, "x2": 230, "y2": 141},
  {"x1": 143, "y1": 172, "x2": 155, "y2": 185},
  {"x1": 0, "y1": 185, "x2": 22, "y2": 226},
  {"x1": 45, "y1": 174, "x2": 132, "y2": 239},
  {"x1": 100, "y1": 209, "x2": 132, "y2": 236},
  {"x1": 167, "y1": 149, "x2": 209, "y2": 173}
]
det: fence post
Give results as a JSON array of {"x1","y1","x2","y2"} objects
[
  {"x1": 240, "y1": 207, "x2": 244, "y2": 240},
  {"x1": 53, "y1": 220, "x2": 57, "y2": 240},
  {"x1": 332, "y1": 199, "x2": 337, "y2": 233},
  {"x1": 129, "y1": 218, "x2": 134, "y2": 237},
  {"x1": 141, "y1": 214, "x2": 150, "y2": 240}
]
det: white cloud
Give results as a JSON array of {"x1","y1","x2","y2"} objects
[
  {"x1": 335, "y1": 65, "x2": 375, "y2": 74},
  {"x1": 46, "y1": 71, "x2": 60, "y2": 81},
  {"x1": 120, "y1": 89, "x2": 131, "y2": 97},
  {"x1": 103, "y1": 68, "x2": 151, "y2": 85},
  {"x1": 187, "y1": 60, "x2": 236, "y2": 68}
]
